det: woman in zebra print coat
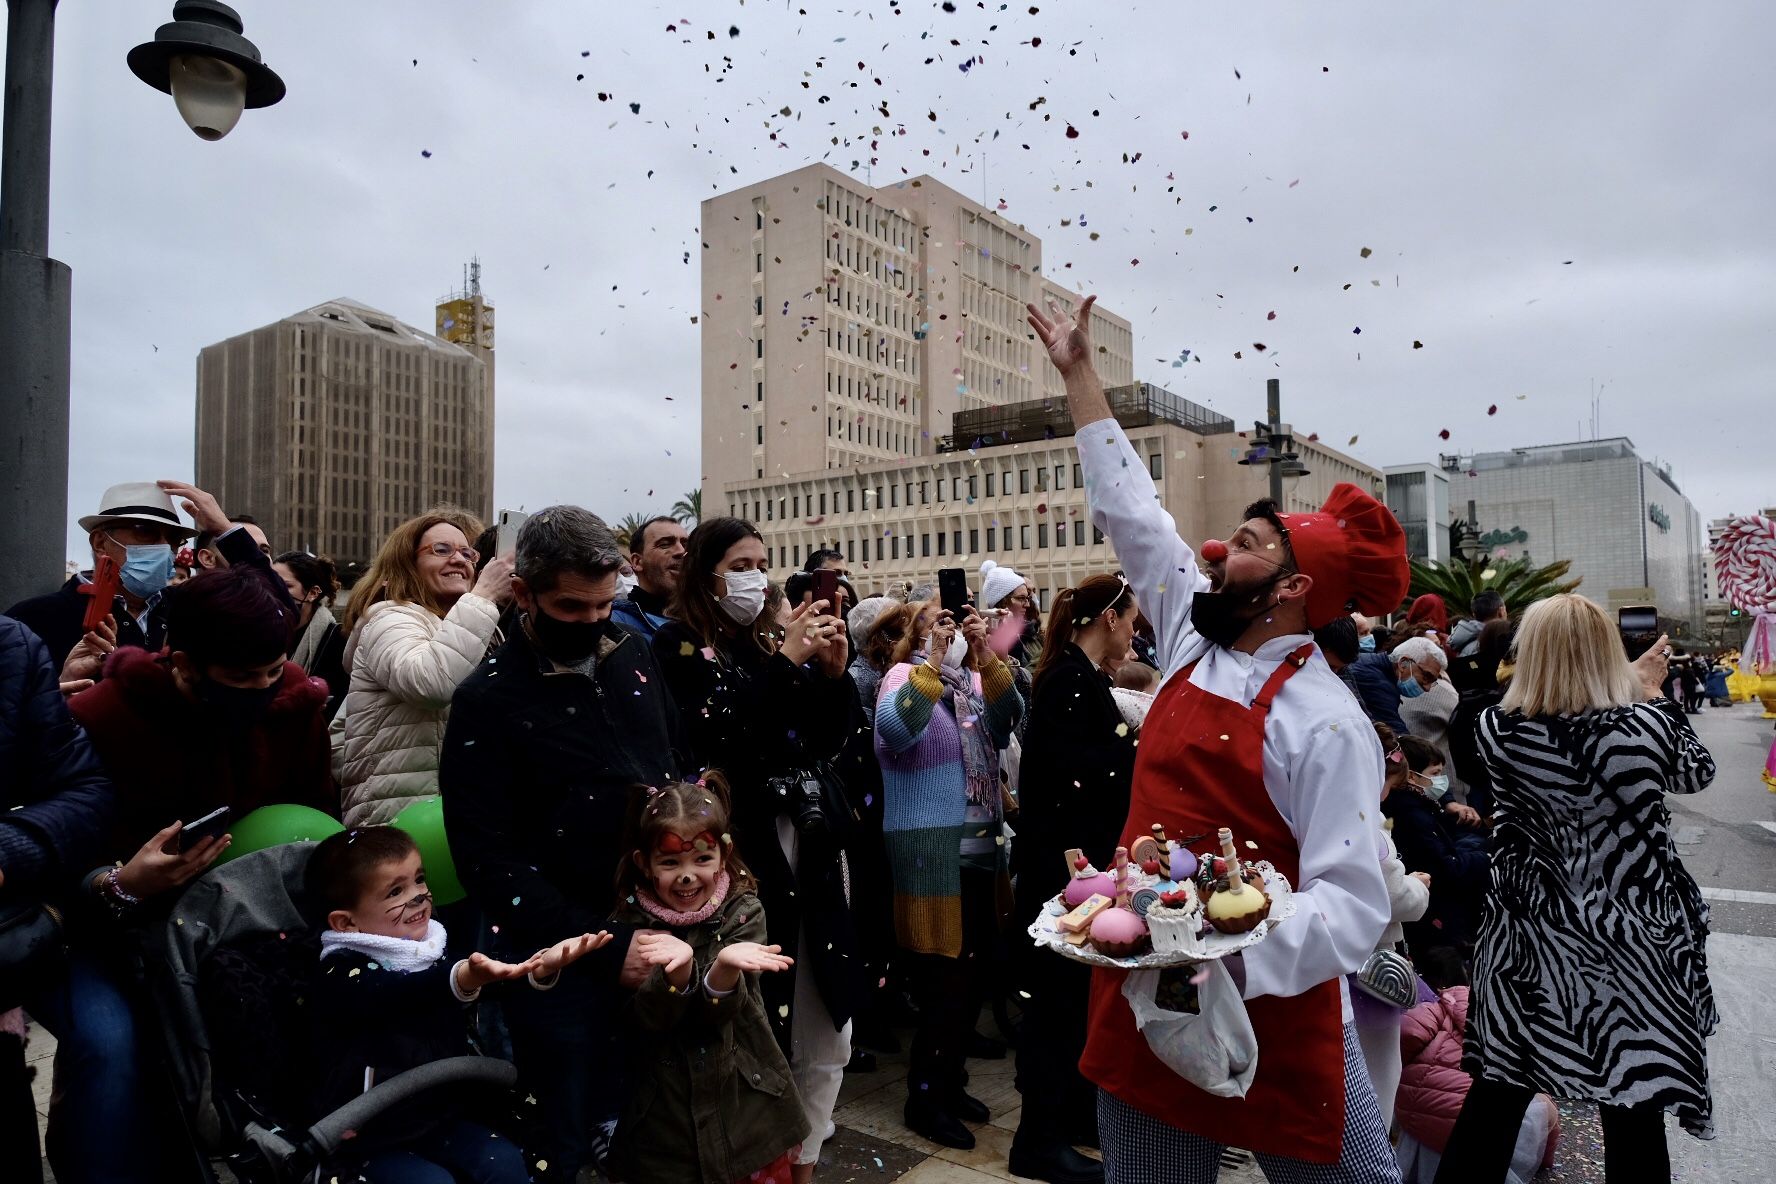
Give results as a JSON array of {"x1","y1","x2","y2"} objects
[{"x1": 1437, "y1": 595, "x2": 1716, "y2": 1184}]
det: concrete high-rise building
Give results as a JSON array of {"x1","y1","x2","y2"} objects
[
  {"x1": 716, "y1": 383, "x2": 1380, "y2": 605},
  {"x1": 699, "y1": 164, "x2": 1134, "y2": 497},
  {"x1": 1383, "y1": 463, "x2": 1453, "y2": 563},
  {"x1": 195, "y1": 295, "x2": 493, "y2": 576},
  {"x1": 1439, "y1": 438, "x2": 1704, "y2": 628}
]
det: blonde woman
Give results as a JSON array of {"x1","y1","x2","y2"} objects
[
  {"x1": 337, "y1": 509, "x2": 513, "y2": 826},
  {"x1": 1437, "y1": 595, "x2": 1715, "y2": 1184}
]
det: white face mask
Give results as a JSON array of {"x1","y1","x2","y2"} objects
[
  {"x1": 617, "y1": 571, "x2": 639, "y2": 598},
  {"x1": 929, "y1": 629, "x2": 968, "y2": 668},
  {"x1": 716, "y1": 567, "x2": 768, "y2": 625}
]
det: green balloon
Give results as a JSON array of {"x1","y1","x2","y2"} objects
[
  {"x1": 391, "y1": 796, "x2": 466, "y2": 906},
  {"x1": 216, "y1": 803, "x2": 344, "y2": 864}
]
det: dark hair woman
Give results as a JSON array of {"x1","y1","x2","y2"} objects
[
  {"x1": 1008, "y1": 573, "x2": 1139, "y2": 1180},
  {"x1": 272, "y1": 551, "x2": 347, "y2": 718},
  {"x1": 1436, "y1": 596, "x2": 1716, "y2": 1183},
  {"x1": 650, "y1": 517, "x2": 857, "y2": 1182}
]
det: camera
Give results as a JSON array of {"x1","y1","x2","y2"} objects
[{"x1": 792, "y1": 774, "x2": 827, "y2": 835}]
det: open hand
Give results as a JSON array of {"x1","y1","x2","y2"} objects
[
  {"x1": 708, "y1": 941, "x2": 794, "y2": 993},
  {"x1": 534, "y1": 931, "x2": 613, "y2": 980},
  {"x1": 635, "y1": 931, "x2": 696, "y2": 990},
  {"x1": 779, "y1": 597, "x2": 834, "y2": 667},
  {"x1": 456, "y1": 951, "x2": 541, "y2": 994},
  {"x1": 114, "y1": 820, "x2": 231, "y2": 899},
  {"x1": 1025, "y1": 294, "x2": 1098, "y2": 378}
]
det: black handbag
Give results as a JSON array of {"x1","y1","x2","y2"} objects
[{"x1": 0, "y1": 901, "x2": 66, "y2": 1012}]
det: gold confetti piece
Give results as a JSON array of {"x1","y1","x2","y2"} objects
[{"x1": 1115, "y1": 723, "x2": 1130, "y2": 737}]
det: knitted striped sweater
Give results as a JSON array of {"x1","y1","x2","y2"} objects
[{"x1": 874, "y1": 657, "x2": 1022, "y2": 957}]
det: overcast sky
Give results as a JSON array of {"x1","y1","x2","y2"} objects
[{"x1": 21, "y1": 0, "x2": 1774, "y2": 560}]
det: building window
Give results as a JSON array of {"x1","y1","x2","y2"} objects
[
  {"x1": 968, "y1": 475, "x2": 977, "y2": 498},
  {"x1": 1020, "y1": 525, "x2": 1031, "y2": 549},
  {"x1": 920, "y1": 481, "x2": 928, "y2": 504},
  {"x1": 1020, "y1": 470, "x2": 1031, "y2": 494},
  {"x1": 819, "y1": 492, "x2": 827, "y2": 514},
  {"x1": 1149, "y1": 454, "x2": 1163, "y2": 479},
  {"x1": 1093, "y1": 525, "x2": 1105, "y2": 545},
  {"x1": 921, "y1": 534, "x2": 931, "y2": 558},
  {"x1": 756, "y1": 425, "x2": 763, "y2": 445},
  {"x1": 756, "y1": 339, "x2": 764, "y2": 359},
  {"x1": 1074, "y1": 520, "x2": 1085, "y2": 546},
  {"x1": 985, "y1": 472, "x2": 996, "y2": 497},
  {"x1": 846, "y1": 540, "x2": 855, "y2": 561},
  {"x1": 891, "y1": 537, "x2": 899, "y2": 559},
  {"x1": 953, "y1": 530, "x2": 963, "y2": 555},
  {"x1": 1038, "y1": 523, "x2": 1049, "y2": 549},
  {"x1": 969, "y1": 528, "x2": 979, "y2": 553},
  {"x1": 765, "y1": 501, "x2": 773, "y2": 522},
  {"x1": 793, "y1": 495, "x2": 800, "y2": 517},
  {"x1": 890, "y1": 485, "x2": 899, "y2": 507},
  {"x1": 987, "y1": 527, "x2": 997, "y2": 551},
  {"x1": 936, "y1": 533, "x2": 946, "y2": 556},
  {"x1": 1055, "y1": 465, "x2": 1066, "y2": 489},
  {"x1": 876, "y1": 537, "x2": 884, "y2": 561}
]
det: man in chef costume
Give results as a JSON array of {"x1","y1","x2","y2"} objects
[{"x1": 1029, "y1": 296, "x2": 1409, "y2": 1183}]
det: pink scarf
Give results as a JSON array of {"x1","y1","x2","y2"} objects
[{"x1": 634, "y1": 870, "x2": 732, "y2": 927}]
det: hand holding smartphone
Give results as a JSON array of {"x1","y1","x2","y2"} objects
[
  {"x1": 937, "y1": 567, "x2": 973, "y2": 618},
  {"x1": 82, "y1": 554, "x2": 123, "y2": 631},
  {"x1": 172, "y1": 806, "x2": 232, "y2": 854}
]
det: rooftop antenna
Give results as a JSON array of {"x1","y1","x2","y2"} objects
[{"x1": 468, "y1": 256, "x2": 482, "y2": 298}]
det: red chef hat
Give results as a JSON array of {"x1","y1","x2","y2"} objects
[{"x1": 1275, "y1": 484, "x2": 1410, "y2": 629}]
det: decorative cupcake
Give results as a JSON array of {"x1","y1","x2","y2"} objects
[
  {"x1": 1089, "y1": 863, "x2": 1151, "y2": 956},
  {"x1": 1145, "y1": 883, "x2": 1204, "y2": 957},
  {"x1": 1061, "y1": 848, "x2": 1116, "y2": 907},
  {"x1": 1203, "y1": 826, "x2": 1271, "y2": 935}
]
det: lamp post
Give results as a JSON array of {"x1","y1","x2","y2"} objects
[
  {"x1": 0, "y1": 0, "x2": 281, "y2": 612},
  {"x1": 1237, "y1": 378, "x2": 1311, "y2": 506}
]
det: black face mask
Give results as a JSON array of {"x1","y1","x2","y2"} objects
[
  {"x1": 197, "y1": 679, "x2": 281, "y2": 727},
  {"x1": 1191, "y1": 572, "x2": 1285, "y2": 649},
  {"x1": 529, "y1": 605, "x2": 606, "y2": 664}
]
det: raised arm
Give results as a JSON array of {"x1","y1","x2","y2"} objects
[{"x1": 359, "y1": 599, "x2": 501, "y2": 709}]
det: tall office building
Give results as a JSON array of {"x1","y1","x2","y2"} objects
[
  {"x1": 1383, "y1": 463, "x2": 1453, "y2": 563},
  {"x1": 195, "y1": 294, "x2": 493, "y2": 576},
  {"x1": 699, "y1": 164, "x2": 1134, "y2": 496},
  {"x1": 716, "y1": 382, "x2": 1380, "y2": 604},
  {"x1": 1439, "y1": 438, "x2": 1704, "y2": 628}
]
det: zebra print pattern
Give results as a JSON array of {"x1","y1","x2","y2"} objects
[{"x1": 1466, "y1": 699, "x2": 1719, "y2": 1138}]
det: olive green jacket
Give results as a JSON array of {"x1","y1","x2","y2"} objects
[{"x1": 610, "y1": 889, "x2": 810, "y2": 1183}]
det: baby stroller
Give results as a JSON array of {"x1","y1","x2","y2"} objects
[{"x1": 139, "y1": 842, "x2": 519, "y2": 1183}]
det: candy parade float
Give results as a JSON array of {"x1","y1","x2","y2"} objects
[{"x1": 1712, "y1": 513, "x2": 1776, "y2": 787}]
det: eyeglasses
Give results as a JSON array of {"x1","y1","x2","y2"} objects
[{"x1": 419, "y1": 542, "x2": 479, "y2": 563}]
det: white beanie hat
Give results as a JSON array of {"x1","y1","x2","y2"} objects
[
  {"x1": 978, "y1": 559, "x2": 1026, "y2": 610},
  {"x1": 847, "y1": 596, "x2": 896, "y2": 646}
]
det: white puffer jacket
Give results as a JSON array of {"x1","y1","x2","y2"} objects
[{"x1": 339, "y1": 594, "x2": 502, "y2": 827}]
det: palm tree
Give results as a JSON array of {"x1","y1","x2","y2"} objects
[
  {"x1": 1407, "y1": 555, "x2": 1582, "y2": 618},
  {"x1": 613, "y1": 512, "x2": 652, "y2": 552},
  {"x1": 670, "y1": 488, "x2": 702, "y2": 527}
]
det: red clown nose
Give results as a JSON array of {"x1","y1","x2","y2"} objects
[{"x1": 1200, "y1": 539, "x2": 1229, "y2": 564}]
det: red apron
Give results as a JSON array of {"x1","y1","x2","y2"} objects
[{"x1": 1080, "y1": 643, "x2": 1347, "y2": 1163}]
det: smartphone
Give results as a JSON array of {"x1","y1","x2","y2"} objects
[
  {"x1": 810, "y1": 568, "x2": 841, "y2": 612},
  {"x1": 1618, "y1": 605, "x2": 1660, "y2": 660},
  {"x1": 493, "y1": 509, "x2": 529, "y2": 558},
  {"x1": 175, "y1": 806, "x2": 232, "y2": 854},
  {"x1": 82, "y1": 553, "x2": 123, "y2": 632},
  {"x1": 937, "y1": 567, "x2": 973, "y2": 617}
]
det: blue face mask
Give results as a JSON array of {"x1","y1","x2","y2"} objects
[
  {"x1": 1398, "y1": 677, "x2": 1426, "y2": 699},
  {"x1": 113, "y1": 542, "x2": 173, "y2": 600},
  {"x1": 1358, "y1": 634, "x2": 1377, "y2": 652},
  {"x1": 1427, "y1": 773, "x2": 1450, "y2": 800}
]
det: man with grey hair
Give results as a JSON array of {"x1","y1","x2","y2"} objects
[{"x1": 441, "y1": 504, "x2": 686, "y2": 1181}]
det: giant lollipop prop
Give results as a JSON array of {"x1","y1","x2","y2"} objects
[{"x1": 1713, "y1": 514, "x2": 1776, "y2": 677}]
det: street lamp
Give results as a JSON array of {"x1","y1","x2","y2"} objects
[
  {"x1": 128, "y1": 1, "x2": 284, "y2": 141},
  {"x1": 1237, "y1": 378, "x2": 1311, "y2": 505},
  {"x1": 0, "y1": 0, "x2": 283, "y2": 613}
]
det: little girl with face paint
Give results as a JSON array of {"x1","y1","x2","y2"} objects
[{"x1": 607, "y1": 775, "x2": 811, "y2": 1184}]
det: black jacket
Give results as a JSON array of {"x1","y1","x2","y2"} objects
[
  {"x1": 1341, "y1": 651, "x2": 1409, "y2": 736},
  {"x1": 651, "y1": 619, "x2": 858, "y2": 1048},
  {"x1": 1381, "y1": 787, "x2": 1488, "y2": 950},
  {"x1": 1011, "y1": 643, "x2": 1137, "y2": 915},
  {"x1": 0, "y1": 616, "x2": 114, "y2": 900},
  {"x1": 439, "y1": 623, "x2": 683, "y2": 968}
]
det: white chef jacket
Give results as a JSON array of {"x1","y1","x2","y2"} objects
[{"x1": 1077, "y1": 418, "x2": 1390, "y2": 1018}]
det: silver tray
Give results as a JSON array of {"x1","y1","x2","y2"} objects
[{"x1": 1027, "y1": 863, "x2": 1296, "y2": 969}]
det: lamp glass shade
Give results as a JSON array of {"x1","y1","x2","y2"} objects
[{"x1": 169, "y1": 53, "x2": 248, "y2": 140}]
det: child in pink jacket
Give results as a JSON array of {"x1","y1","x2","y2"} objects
[{"x1": 1395, "y1": 952, "x2": 1560, "y2": 1183}]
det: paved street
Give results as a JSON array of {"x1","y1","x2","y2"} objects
[{"x1": 27, "y1": 703, "x2": 1776, "y2": 1183}]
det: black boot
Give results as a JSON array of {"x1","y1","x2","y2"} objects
[
  {"x1": 905, "y1": 1096, "x2": 976, "y2": 1150},
  {"x1": 947, "y1": 1087, "x2": 990, "y2": 1123},
  {"x1": 1009, "y1": 1140, "x2": 1104, "y2": 1184}
]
